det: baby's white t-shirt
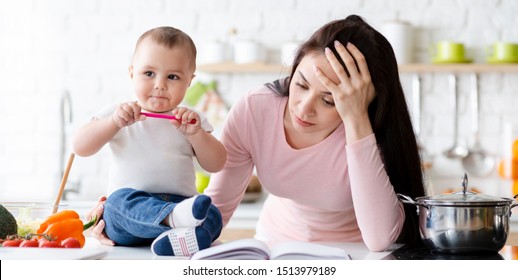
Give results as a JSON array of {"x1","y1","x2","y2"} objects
[{"x1": 94, "y1": 104, "x2": 213, "y2": 196}]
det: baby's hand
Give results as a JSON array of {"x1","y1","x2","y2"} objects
[
  {"x1": 171, "y1": 107, "x2": 202, "y2": 136},
  {"x1": 112, "y1": 101, "x2": 145, "y2": 128},
  {"x1": 85, "y1": 196, "x2": 115, "y2": 246}
]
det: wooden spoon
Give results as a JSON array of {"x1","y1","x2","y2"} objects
[{"x1": 53, "y1": 153, "x2": 75, "y2": 214}]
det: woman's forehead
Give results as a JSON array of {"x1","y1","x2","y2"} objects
[{"x1": 298, "y1": 52, "x2": 340, "y2": 85}]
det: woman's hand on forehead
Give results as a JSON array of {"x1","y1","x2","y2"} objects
[{"x1": 313, "y1": 41, "x2": 376, "y2": 120}]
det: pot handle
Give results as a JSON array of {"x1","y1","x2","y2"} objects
[
  {"x1": 397, "y1": 193, "x2": 426, "y2": 207},
  {"x1": 510, "y1": 194, "x2": 518, "y2": 217}
]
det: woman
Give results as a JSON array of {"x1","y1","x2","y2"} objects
[
  {"x1": 89, "y1": 14, "x2": 426, "y2": 251},
  {"x1": 204, "y1": 14, "x2": 425, "y2": 251}
]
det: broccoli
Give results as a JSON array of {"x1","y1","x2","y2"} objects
[{"x1": 0, "y1": 204, "x2": 18, "y2": 238}]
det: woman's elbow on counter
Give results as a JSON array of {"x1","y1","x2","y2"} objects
[
  {"x1": 362, "y1": 224, "x2": 403, "y2": 252},
  {"x1": 364, "y1": 238, "x2": 395, "y2": 252}
]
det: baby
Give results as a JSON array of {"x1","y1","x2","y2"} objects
[{"x1": 73, "y1": 26, "x2": 226, "y2": 256}]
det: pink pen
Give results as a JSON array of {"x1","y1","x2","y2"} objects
[{"x1": 141, "y1": 112, "x2": 197, "y2": 124}]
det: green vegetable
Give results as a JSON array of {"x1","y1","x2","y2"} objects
[
  {"x1": 15, "y1": 207, "x2": 42, "y2": 236},
  {"x1": 0, "y1": 204, "x2": 18, "y2": 239}
]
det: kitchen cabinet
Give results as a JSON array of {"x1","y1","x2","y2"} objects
[{"x1": 198, "y1": 63, "x2": 518, "y2": 74}]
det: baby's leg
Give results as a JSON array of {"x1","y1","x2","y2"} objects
[
  {"x1": 166, "y1": 195, "x2": 211, "y2": 228},
  {"x1": 104, "y1": 188, "x2": 171, "y2": 245}
]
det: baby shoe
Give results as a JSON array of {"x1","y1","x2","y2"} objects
[{"x1": 151, "y1": 227, "x2": 211, "y2": 256}]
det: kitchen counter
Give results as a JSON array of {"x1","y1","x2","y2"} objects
[
  {"x1": 2, "y1": 238, "x2": 516, "y2": 260},
  {"x1": 92, "y1": 240, "x2": 399, "y2": 260},
  {"x1": 4, "y1": 196, "x2": 518, "y2": 260},
  {"x1": 0, "y1": 237, "x2": 398, "y2": 260}
]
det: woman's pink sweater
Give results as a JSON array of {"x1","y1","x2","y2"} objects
[{"x1": 205, "y1": 86, "x2": 405, "y2": 251}]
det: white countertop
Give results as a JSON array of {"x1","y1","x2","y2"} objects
[
  {"x1": 91, "y1": 239, "x2": 398, "y2": 260},
  {"x1": 0, "y1": 237, "x2": 396, "y2": 260}
]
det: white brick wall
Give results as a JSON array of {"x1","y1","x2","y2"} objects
[{"x1": 1, "y1": 0, "x2": 518, "y2": 201}]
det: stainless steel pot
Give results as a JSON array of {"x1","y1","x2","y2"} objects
[{"x1": 398, "y1": 173, "x2": 518, "y2": 254}]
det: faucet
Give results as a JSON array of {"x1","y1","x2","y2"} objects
[
  {"x1": 60, "y1": 90, "x2": 72, "y2": 172},
  {"x1": 59, "y1": 90, "x2": 81, "y2": 200}
]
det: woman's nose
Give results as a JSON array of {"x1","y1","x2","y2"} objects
[{"x1": 299, "y1": 95, "x2": 316, "y2": 116}]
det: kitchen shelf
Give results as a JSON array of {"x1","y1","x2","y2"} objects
[
  {"x1": 197, "y1": 62, "x2": 518, "y2": 74},
  {"x1": 197, "y1": 62, "x2": 291, "y2": 73},
  {"x1": 400, "y1": 63, "x2": 518, "y2": 73}
]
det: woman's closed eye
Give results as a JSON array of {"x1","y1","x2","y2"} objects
[
  {"x1": 295, "y1": 81, "x2": 308, "y2": 90},
  {"x1": 296, "y1": 81, "x2": 334, "y2": 106},
  {"x1": 322, "y1": 96, "x2": 335, "y2": 107}
]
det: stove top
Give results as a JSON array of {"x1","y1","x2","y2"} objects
[{"x1": 385, "y1": 244, "x2": 518, "y2": 260}]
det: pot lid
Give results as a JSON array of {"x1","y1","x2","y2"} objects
[{"x1": 418, "y1": 173, "x2": 513, "y2": 206}]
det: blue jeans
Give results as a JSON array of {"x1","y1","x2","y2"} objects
[{"x1": 103, "y1": 188, "x2": 222, "y2": 246}]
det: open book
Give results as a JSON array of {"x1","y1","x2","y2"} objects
[{"x1": 191, "y1": 238, "x2": 352, "y2": 260}]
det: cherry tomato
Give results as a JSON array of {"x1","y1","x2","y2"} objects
[
  {"x1": 20, "y1": 239, "x2": 39, "y2": 247},
  {"x1": 38, "y1": 239, "x2": 63, "y2": 248},
  {"x1": 61, "y1": 237, "x2": 81, "y2": 248},
  {"x1": 2, "y1": 239, "x2": 23, "y2": 247}
]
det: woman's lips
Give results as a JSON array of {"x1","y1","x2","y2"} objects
[{"x1": 295, "y1": 116, "x2": 314, "y2": 127}]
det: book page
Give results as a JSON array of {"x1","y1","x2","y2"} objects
[
  {"x1": 270, "y1": 241, "x2": 352, "y2": 260},
  {"x1": 191, "y1": 238, "x2": 271, "y2": 260},
  {"x1": 191, "y1": 239, "x2": 353, "y2": 260}
]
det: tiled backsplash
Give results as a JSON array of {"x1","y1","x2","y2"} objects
[{"x1": 1, "y1": 0, "x2": 518, "y2": 201}]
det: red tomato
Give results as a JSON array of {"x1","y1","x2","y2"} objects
[
  {"x1": 20, "y1": 239, "x2": 39, "y2": 247},
  {"x1": 2, "y1": 239, "x2": 23, "y2": 247},
  {"x1": 38, "y1": 238, "x2": 47, "y2": 246},
  {"x1": 61, "y1": 237, "x2": 81, "y2": 248},
  {"x1": 38, "y1": 239, "x2": 63, "y2": 248}
]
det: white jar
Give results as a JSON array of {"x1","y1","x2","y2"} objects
[
  {"x1": 381, "y1": 20, "x2": 414, "y2": 64},
  {"x1": 199, "y1": 41, "x2": 228, "y2": 64},
  {"x1": 233, "y1": 40, "x2": 264, "y2": 64},
  {"x1": 281, "y1": 42, "x2": 299, "y2": 65}
]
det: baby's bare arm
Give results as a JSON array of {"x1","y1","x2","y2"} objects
[
  {"x1": 188, "y1": 131, "x2": 227, "y2": 173},
  {"x1": 73, "y1": 102, "x2": 144, "y2": 156},
  {"x1": 72, "y1": 117, "x2": 120, "y2": 156}
]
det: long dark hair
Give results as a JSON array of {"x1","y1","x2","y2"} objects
[{"x1": 267, "y1": 15, "x2": 426, "y2": 247}]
